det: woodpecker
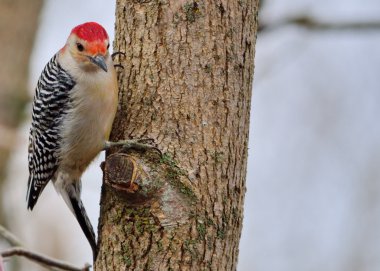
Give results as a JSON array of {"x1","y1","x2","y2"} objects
[{"x1": 27, "y1": 22, "x2": 119, "y2": 258}]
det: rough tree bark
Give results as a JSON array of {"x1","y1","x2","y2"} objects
[
  {"x1": 95, "y1": 0, "x2": 258, "y2": 270},
  {"x1": 0, "y1": 0, "x2": 43, "y2": 226}
]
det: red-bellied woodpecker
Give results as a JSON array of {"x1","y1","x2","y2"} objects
[{"x1": 27, "y1": 22, "x2": 121, "y2": 258}]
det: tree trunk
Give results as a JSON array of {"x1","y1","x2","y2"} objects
[
  {"x1": 0, "y1": 0, "x2": 43, "y2": 226},
  {"x1": 95, "y1": 0, "x2": 258, "y2": 270}
]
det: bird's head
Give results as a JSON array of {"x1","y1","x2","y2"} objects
[{"x1": 64, "y1": 22, "x2": 110, "y2": 72}]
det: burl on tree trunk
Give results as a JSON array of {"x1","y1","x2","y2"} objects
[{"x1": 95, "y1": 0, "x2": 258, "y2": 270}]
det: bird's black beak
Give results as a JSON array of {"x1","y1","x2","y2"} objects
[{"x1": 89, "y1": 55, "x2": 107, "y2": 72}]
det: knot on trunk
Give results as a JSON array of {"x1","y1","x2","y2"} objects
[
  {"x1": 103, "y1": 152, "x2": 161, "y2": 203},
  {"x1": 102, "y1": 151, "x2": 197, "y2": 227}
]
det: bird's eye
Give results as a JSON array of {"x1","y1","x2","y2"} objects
[
  {"x1": 76, "y1": 43, "x2": 84, "y2": 52},
  {"x1": 107, "y1": 43, "x2": 110, "y2": 50}
]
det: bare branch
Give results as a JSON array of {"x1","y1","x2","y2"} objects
[
  {"x1": 1, "y1": 247, "x2": 91, "y2": 271},
  {"x1": 0, "y1": 255, "x2": 4, "y2": 271},
  {"x1": 0, "y1": 225, "x2": 90, "y2": 270},
  {"x1": 0, "y1": 225, "x2": 22, "y2": 247},
  {"x1": 260, "y1": 15, "x2": 380, "y2": 32}
]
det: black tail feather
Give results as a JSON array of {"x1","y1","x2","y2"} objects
[
  {"x1": 69, "y1": 196, "x2": 98, "y2": 260},
  {"x1": 27, "y1": 176, "x2": 48, "y2": 211}
]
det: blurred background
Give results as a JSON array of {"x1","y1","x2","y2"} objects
[{"x1": 1, "y1": 0, "x2": 379, "y2": 270}]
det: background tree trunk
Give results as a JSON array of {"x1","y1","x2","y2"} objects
[
  {"x1": 0, "y1": 0, "x2": 43, "y2": 226},
  {"x1": 0, "y1": 2, "x2": 43, "y2": 271},
  {"x1": 95, "y1": 0, "x2": 258, "y2": 270}
]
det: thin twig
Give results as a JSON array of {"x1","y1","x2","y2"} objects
[
  {"x1": 1, "y1": 247, "x2": 91, "y2": 271},
  {"x1": 0, "y1": 225, "x2": 22, "y2": 247}
]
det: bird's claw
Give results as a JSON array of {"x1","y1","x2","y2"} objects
[
  {"x1": 113, "y1": 63, "x2": 124, "y2": 69},
  {"x1": 111, "y1": 51, "x2": 126, "y2": 59},
  {"x1": 136, "y1": 138, "x2": 155, "y2": 144},
  {"x1": 112, "y1": 51, "x2": 126, "y2": 69}
]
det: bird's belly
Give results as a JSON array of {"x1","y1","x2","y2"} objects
[{"x1": 59, "y1": 93, "x2": 116, "y2": 173}]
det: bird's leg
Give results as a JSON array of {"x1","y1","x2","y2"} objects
[{"x1": 103, "y1": 139, "x2": 161, "y2": 154}]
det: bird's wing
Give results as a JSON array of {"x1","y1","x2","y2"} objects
[{"x1": 27, "y1": 54, "x2": 76, "y2": 210}]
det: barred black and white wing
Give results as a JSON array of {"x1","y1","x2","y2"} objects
[{"x1": 27, "y1": 54, "x2": 75, "y2": 210}]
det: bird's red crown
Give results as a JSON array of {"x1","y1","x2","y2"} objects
[{"x1": 71, "y1": 22, "x2": 108, "y2": 42}]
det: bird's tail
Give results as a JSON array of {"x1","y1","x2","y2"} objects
[
  {"x1": 69, "y1": 195, "x2": 97, "y2": 260},
  {"x1": 54, "y1": 175, "x2": 97, "y2": 260}
]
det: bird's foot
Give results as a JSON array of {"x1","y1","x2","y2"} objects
[
  {"x1": 112, "y1": 51, "x2": 126, "y2": 69},
  {"x1": 104, "y1": 139, "x2": 161, "y2": 155}
]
